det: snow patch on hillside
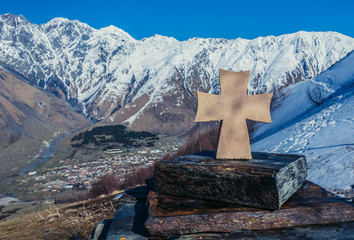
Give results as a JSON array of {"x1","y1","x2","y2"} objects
[{"x1": 252, "y1": 52, "x2": 354, "y2": 197}]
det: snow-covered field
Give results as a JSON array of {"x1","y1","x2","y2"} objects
[{"x1": 252, "y1": 52, "x2": 354, "y2": 197}]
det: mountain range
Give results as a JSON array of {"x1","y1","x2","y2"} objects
[{"x1": 1, "y1": 13, "x2": 354, "y2": 135}]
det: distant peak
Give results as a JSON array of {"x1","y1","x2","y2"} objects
[
  {"x1": 151, "y1": 34, "x2": 173, "y2": 39},
  {"x1": 99, "y1": 25, "x2": 124, "y2": 33},
  {"x1": 1, "y1": 13, "x2": 15, "y2": 18},
  {"x1": 100, "y1": 25, "x2": 119, "y2": 30},
  {"x1": 45, "y1": 17, "x2": 77, "y2": 26},
  {"x1": 284, "y1": 31, "x2": 348, "y2": 39},
  {"x1": 0, "y1": 13, "x2": 30, "y2": 24},
  {"x1": 48, "y1": 17, "x2": 70, "y2": 23},
  {"x1": 98, "y1": 25, "x2": 135, "y2": 40},
  {"x1": 42, "y1": 17, "x2": 93, "y2": 31},
  {"x1": 142, "y1": 34, "x2": 178, "y2": 43}
]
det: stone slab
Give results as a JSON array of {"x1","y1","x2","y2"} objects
[
  {"x1": 106, "y1": 186, "x2": 149, "y2": 240},
  {"x1": 145, "y1": 181, "x2": 354, "y2": 237},
  {"x1": 154, "y1": 151, "x2": 307, "y2": 210},
  {"x1": 166, "y1": 221, "x2": 354, "y2": 240}
]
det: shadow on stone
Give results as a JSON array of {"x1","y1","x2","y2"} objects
[
  {"x1": 124, "y1": 186, "x2": 150, "y2": 238},
  {"x1": 88, "y1": 219, "x2": 112, "y2": 240}
]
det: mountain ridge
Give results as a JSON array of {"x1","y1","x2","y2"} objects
[{"x1": 1, "y1": 13, "x2": 354, "y2": 134}]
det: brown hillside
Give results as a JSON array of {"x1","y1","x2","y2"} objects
[{"x1": 0, "y1": 68, "x2": 90, "y2": 178}]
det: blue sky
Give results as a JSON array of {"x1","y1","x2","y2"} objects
[{"x1": 1, "y1": 0, "x2": 353, "y2": 40}]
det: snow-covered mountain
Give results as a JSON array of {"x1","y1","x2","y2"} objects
[
  {"x1": 252, "y1": 51, "x2": 354, "y2": 197},
  {"x1": 1, "y1": 13, "x2": 354, "y2": 134}
]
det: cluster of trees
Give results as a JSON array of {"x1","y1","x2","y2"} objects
[{"x1": 71, "y1": 124, "x2": 158, "y2": 149}]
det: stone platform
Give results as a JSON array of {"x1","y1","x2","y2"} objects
[
  {"x1": 145, "y1": 181, "x2": 354, "y2": 237},
  {"x1": 155, "y1": 151, "x2": 307, "y2": 210}
]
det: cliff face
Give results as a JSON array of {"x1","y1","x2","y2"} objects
[{"x1": 1, "y1": 13, "x2": 354, "y2": 134}]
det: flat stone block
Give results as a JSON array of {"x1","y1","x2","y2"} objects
[
  {"x1": 145, "y1": 182, "x2": 354, "y2": 236},
  {"x1": 154, "y1": 151, "x2": 307, "y2": 210}
]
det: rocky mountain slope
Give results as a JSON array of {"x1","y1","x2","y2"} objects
[
  {"x1": 1, "y1": 13, "x2": 354, "y2": 134},
  {"x1": 252, "y1": 51, "x2": 354, "y2": 196},
  {"x1": 0, "y1": 67, "x2": 90, "y2": 177}
]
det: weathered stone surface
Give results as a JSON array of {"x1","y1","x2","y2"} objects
[
  {"x1": 90, "y1": 184, "x2": 354, "y2": 239},
  {"x1": 167, "y1": 221, "x2": 354, "y2": 240},
  {"x1": 145, "y1": 181, "x2": 354, "y2": 237},
  {"x1": 154, "y1": 151, "x2": 307, "y2": 210}
]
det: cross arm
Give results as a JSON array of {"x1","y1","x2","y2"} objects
[
  {"x1": 245, "y1": 93, "x2": 273, "y2": 122},
  {"x1": 194, "y1": 92, "x2": 223, "y2": 122}
]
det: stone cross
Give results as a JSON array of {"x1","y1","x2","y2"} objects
[{"x1": 194, "y1": 69, "x2": 273, "y2": 159}]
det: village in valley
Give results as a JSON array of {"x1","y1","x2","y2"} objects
[{"x1": 14, "y1": 141, "x2": 181, "y2": 197}]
